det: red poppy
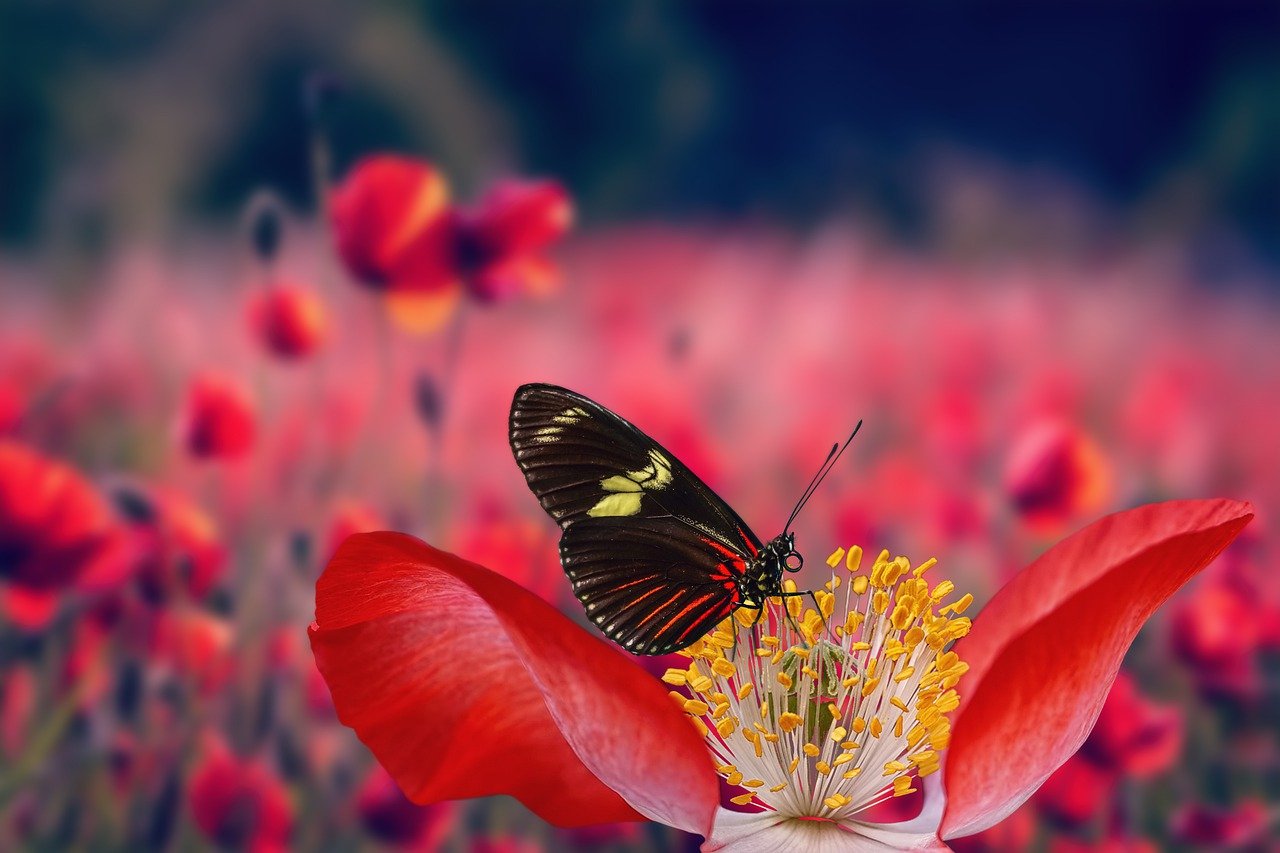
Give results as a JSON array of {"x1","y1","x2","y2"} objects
[
  {"x1": 356, "y1": 765, "x2": 457, "y2": 849},
  {"x1": 1171, "y1": 799, "x2": 1271, "y2": 848},
  {"x1": 188, "y1": 733, "x2": 293, "y2": 852},
  {"x1": 149, "y1": 609, "x2": 235, "y2": 695},
  {"x1": 310, "y1": 499, "x2": 1250, "y2": 850},
  {"x1": 179, "y1": 374, "x2": 256, "y2": 460},
  {"x1": 124, "y1": 485, "x2": 226, "y2": 603},
  {"x1": 0, "y1": 440, "x2": 118, "y2": 593},
  {"x1": 1032, "y1": 753, "x2": 1115, "y2": 829},
  {"x1": 330, "y1": 154, "x2": 571, "y2": 333},
  {"x1": 1169, "y1": 580, "x2": 1260, "y2": 668},
  {"x1": 1004, "y1": 420, "x2": 1110, "y2": 532},
  {"x1": 1080, "y1": 671, "x2": 1182, "y2": 779},
  {"x1": 247, "y1": 285, "x2": 328, "y2": 360}
]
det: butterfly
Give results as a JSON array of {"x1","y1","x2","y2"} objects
[{"x1": 509, "y1": 383, "x2": 858, "y2": 655}]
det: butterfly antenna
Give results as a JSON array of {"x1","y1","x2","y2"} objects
[{"x1": 784, "y1": 420, "x2": 863, "y2": 533}]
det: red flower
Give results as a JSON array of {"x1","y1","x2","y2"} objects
[
  {"x1": 0, "y1": 440, "x2": 118, "y2": 592},
  {"x1": 1171, "y1": 799, "x2": 1272, "y2": 848},
  {"x1": 1169, "y1": 579, "x2": 1259, "y2": 668},
  {"x1": 330, "y1": 154, "x2": 571, "y2": 333},
  {"x1": 122, "y1": 484, "x2": 226, "y2": 603},
  {"x1": 1032, "y1": 753, "x2": 1115, "y2": 828},
  {"x1": 356, "y1": 765, "x2": 457, "y2": 849},
  {"x1": 179, "y1": 374, "x2": 256, "y2": 460},
  {"x1": 1004, "y1": 420, "x2": 1110, "y2": 532},
  {"x1": 310, "y1": 499, "x2": 1251, "y2": 850},
  {"x1": 247, "y1": 286, "x2": 328, "y2": 360},
  {"x1": 1080, "y1": 671, "x2": 1182, "y2": 778},
  {"x1": 188, "y1": 734, "x2": 293, "y2": 852},
  {"x1": 150, "y1": 609, "x2": 235, "y2": 695}
]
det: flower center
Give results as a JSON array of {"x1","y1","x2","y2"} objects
[{"x1": 661, "y1": 545, "x2": 972, "y2": 821}]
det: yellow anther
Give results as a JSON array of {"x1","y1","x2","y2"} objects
[
  {"x1": 690, "y1": 677, "x2": 713, "y2": 693},
  {"x1": 833, "y1": 753, "x2": 854, "y2": 767},
  {"x1": 802, "y1": 666, "x2": 819, "y2": 680},
  {"x1": 778, "y1": 712, "x2": 803, "y2": 733},
  {"x1": 851, "y1": 717, "x2": 866, "y2": 734},
  {"x1": 776, "y1": 672, "x2": 793, "y2": 689},
  {"x1": 730, "y1": 793, "x2": 755, "y2": 806},
  {"x1": 830, "y1": 726, "x2": 848, "y2": 742},
  {"x1": 846, "y1": 545, "x2": 863, "y2": 573},
  {"x1": 943, "y1": 593, "x2": 974, "y2": 615},
  {"x1": 872, "y1": 590, "x2": 889, "y2": 614},
  {"x1": 755, "y1": 648, "x2": 772, "y2": 657},
  {"x1": 893, "y1": 776, "x2": 916, "y2": 797},
  {"x1": 712, "y1": 703, "x2": 731, "y2": 718},
  {"x1": 661, "y1": 669, "x2": 688, "y2": 686},
  {"x1": 742, "y1": 779, "x2": 764, "y2": 788},
  {"x1": 827, "y1": 548, "x2": 846, "y2": 568},
  {"x1": 709, "y1": 631, "x2": 735, "y2": 648},
  {"x1": 769, "y1": 783, "x2": 788, "y2": 793},
  {"x1": 861, "y1": 677, "x2": 881, "y2": 697},
  {"x1": 841, "y1": 676, "x2": 860, "y2": 689},
  {"x1": 883, "y1": 760, "x2": 909, "y2": 776},
  {"x1": 667, "y1": 691, "x2": 686, "y2": 708},
  {"x1": 841, "y1": 741, "x2": 859, "y2": 750},
  {"x1": 726, "y1": 770, "x2": 743, "y2": 786},
  {"x1": 684, "y1": 699, "x2": 709, "y2": 715},
  {"x1": 827, "y1": 704, "x2": 841, "y2": 719},
  {"x1": 815, "y1": 761, "x2": 831, "y2": 776},
  {"x1": 803, "y1": 743, "x2": 820, "y2": 757},
  {"x1": 736, "y1": 682, "x2": 754, "y2": 700},
  {"x1": 852, "y1": 575, "x2": 869, "y2": 595},
  {"x1": 893, "y1": 667, "x2": 916, "y2": 684},
  {"x1": 824, "y1": 793, "x2": 851, "y2": 810},
  {"x1": 842, "y1": 767, "x2": 862, "y2": 779},
  {"x1": 717, "y1": 718, "x2": 737, "y2": 737},
  {"x1": 771, "y1": 649, "x2": 784, "y2": 665},
  {"x1": 851, "y1": 641, "x2": 871, "y2": 651},
  {"x1": 788, "y1": 757, "x2": 801, "y2": 774},
  {"x1": 712, "y1": 658, "x2": 736, "y2": 678},
  {"x1": 761, "y1": 635, "x2": 781, "y2": 647},
  {"x1": 894, "y1": 716, "x2": 904, "y2": 738},
  {"x1": 870, "y1": 717, "x2": 883, "y2": 738},
  {"x1": 913, "y1": 557, "x2": 938, "y2": 578},
  {"x1": 891, "y1": 696, "x2": 910, "y2": 712}
]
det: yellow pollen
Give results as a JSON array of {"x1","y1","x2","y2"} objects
[
  {"x1": 712, "y1": 658, "x2": 736, "y2": 678},
  {"x1": 827, "y1": 548, "x2": 846, "y2": 568},
  {"x1": 846, "y1": 546, "x2": 863, "y2": 573},
  {"x1": 742, "y1": 779, "x2": 764, "y2": 789},
  {"x1": 684, "y1": 699, "x2": 709, "y2": 715},
  {"x1": 726, "y1": 770, "x2": 743, "y2": 786},
  {"x1": 803, "y1": 743, "x2": 821, "y2": 757},
  {"x1": 769, "y1": 783, "x2": 788, "y2": 793},
  {"x1": 824, "y1": 793, "x2": 852, "y2": 810},
  {"x1": 730, "y1": 793, "x2": 755, "y2": 806},
  {"x1": 778, "y1": 712, "x2": 804, "y2": 733},
  {"x1": 830, "y1": 726, "x2": 848, "y2": 742},
  {"x1": 788, "y1": 757, "x2": 801, "y2": 774},
  {"x1": 815, "y1": 761, "x2": 832, "y2": 776},
  {"x1": 737, "y1": 682, "x2": 755, "y2": 700}
]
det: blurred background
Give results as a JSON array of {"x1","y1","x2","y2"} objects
[{"x1": 1, "y1": 2, "x2": 1278, "y2": 851}]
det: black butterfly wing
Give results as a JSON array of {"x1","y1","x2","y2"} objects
[
  {"x1": 509, "y1": 383, "x2": 765, "y2": 558},
  {"x1": 559, "y1": 516, "x2": 747, "y2": 655}
]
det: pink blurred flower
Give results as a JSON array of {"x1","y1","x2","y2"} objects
[
  {"x1": 247, "y1": 285, "x2": 328, "y2": 360},
  {"x1": 948, "y1": 803, "x2": 1036, "y2": 852},
  {"x1": 179, "y1": 374, "x2": 256, "y2": 460},
  {"x1": 188, "y1": 734, "x2": 293, "y2": 852},
  {"x1": 1032, "y1": 753, "x2": 1116, "y2": 829},
  {"x1": 356, "y1": 765, "x2": 457, "y2": 849},
  {"x1": 1171, "y1": 799, "x2": 1273, "y2": 848},
  {"x1": 1004, "y1": 420, "x2": 1110, "y2": 533},
  {"x1": 149, "y1": 609, "x2": 235, "y2": 695},
  {"x1": 1080, "y1": 671, "x2": 1183, "y2": 779}
]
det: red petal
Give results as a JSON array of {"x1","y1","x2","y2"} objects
[
  {"x1": 939, "y1": 499, "x2": 1253, "y2": 839},
  {"x1": 470, "y1": 180, "x2": 573, "y2": 258},
  {"x1": 309, "y1": 532, "x2": 718, "y2": 834}
]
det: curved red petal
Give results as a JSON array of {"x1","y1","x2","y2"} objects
[
  {"x1": 309, "y1": 532, "x2": 718, "y2": 835},
  {"x1": 940, "y1": 499, "x2": 1253, "y2": 839}
]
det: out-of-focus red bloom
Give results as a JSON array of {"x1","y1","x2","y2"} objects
[
  {"x1": 179, "y1": 374, "x2": 256, "y2": 460},
  {"x1": 1032, "y1": 753, "x2": 1116, "y2": 829},
  {"x1": 1004, "y1": 420, "x2": 1110, "y2": 532},
  {"x1": 948, "y1": 803, "x2": 1035, "y2": 852},
  {"x1": 150, "y1": 609, "x2": 234, "y2": 694},
  {"x1": 122, "y1": 485, "x2": 226, "y2": 603},
  {"x1": 1171, "y1": 799, "x2": 1272, "y2": 848},
  {"x1": 451, "y1": 500, "x2": 564, "y2": 604},
  {"x1": 309, "y1": 500, "x2": 1251, "y2": 850},
  {"x1": 330, "y1": 154, "x2": 571, "y2": 332},
  {"x1": 188, "y1": 734, "x2": 293, "y2": 853},
  {"x1": 356, "y1": 765, "x2": 456, "y2": 849},
  {"x1": 1170, "y1": 580, "x2": 1260, "y2": 668},
  {"x1": 325, "y1": 501, "x2": 385, "y2": 560},
  {"x1": 1081, "y1": 671, "x2": 1183, "y2": 778},
  {"x1": 0, "y1": 440, "x2": 118, "y2": 593},
  {"x1": 0, "y1": 378, "x2": 22, "y2": 434},
  {"x1": 247, "y1": 286, "x2": 328, "y2": 360},
  {"x1": 457, "y1": 179, "x2": 573, "y2": 302}
]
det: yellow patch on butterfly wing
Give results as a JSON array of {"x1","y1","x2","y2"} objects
[{"x1": 587, "y1": 493, "x2": 643, "y2": 517}]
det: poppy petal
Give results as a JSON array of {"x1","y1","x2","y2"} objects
[
  {"x1": 309, "y1": 532, "x2": 719, "y2": 835},
  {"x1": 939, "y1": 499, "x2": 1253, "y2": 839}
]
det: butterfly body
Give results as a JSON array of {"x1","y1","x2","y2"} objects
[{"x1": 509, "y1": 383, "x2": 812, "y2": 655}]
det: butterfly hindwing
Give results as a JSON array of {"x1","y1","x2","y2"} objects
[
  {"x1": 509, "y1": 384, "x2": 764, "y2": 558},
  {"x1": 559, "y1": 516, "x2": 746, "y2": 655}
]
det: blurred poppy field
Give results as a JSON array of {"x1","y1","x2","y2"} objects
[{"x1": 3, "y1": 4, "x2": 1280, "y2": 851}]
